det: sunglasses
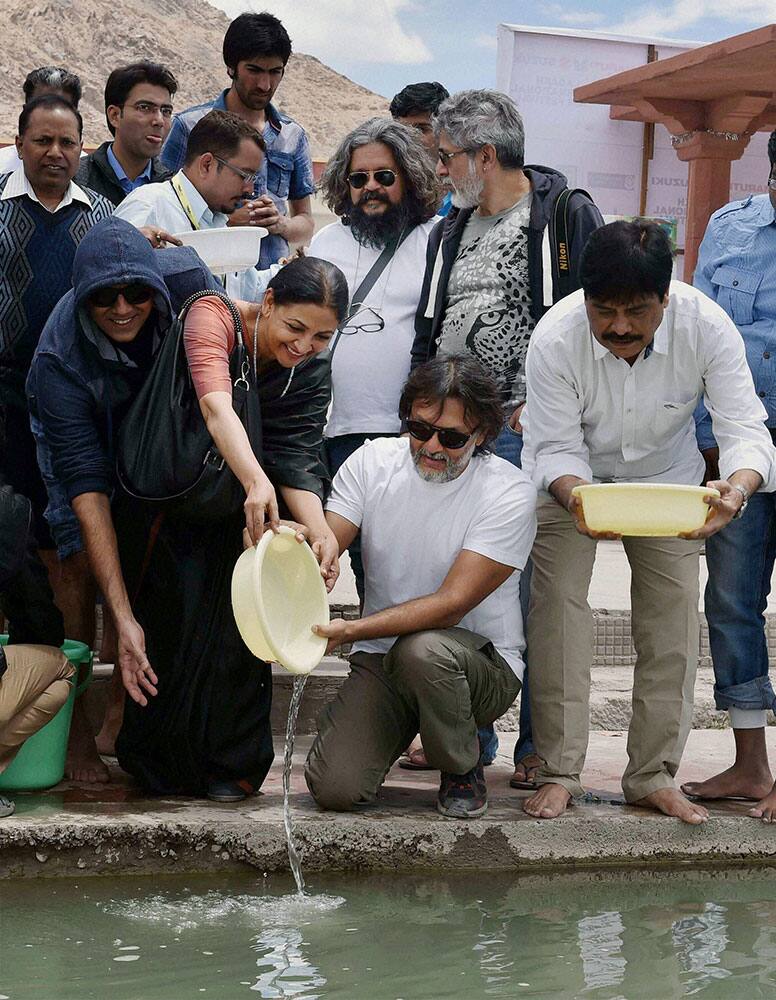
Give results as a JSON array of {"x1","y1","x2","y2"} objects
[
  {"x1": 407, "y1": 419, "x2": 474, "y2": 450},
  {"x1": 347, "y1": 169, "x2": 397, "y2": 189},
  {"x1": 89, "y1": 283, "x2": 154, "y2": 308}
]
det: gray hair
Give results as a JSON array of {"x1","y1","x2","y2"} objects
[
  {"x1": 318, "y1": 117, "x2": 440, "y2": 222},
  {"x1": 23, "y1": 66, "x2": 82, "y2": 106},
  {"x1": 434, "y1": 89, "x2": 525, "y2": 170}
]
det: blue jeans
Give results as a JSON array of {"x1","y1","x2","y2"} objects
[
  {"x1": 478, "y1": 422, "x2": 535, "y2": 766},
  {"x1": 704, "y1": 490, "x2": 776, "y2": 713},
  {"x1": 30, "y1": 414, "x2": 84, "y2": 560}
]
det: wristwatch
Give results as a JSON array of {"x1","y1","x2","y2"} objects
[{"x1": 730, "y1": 483, "x2": 751, "y2": 519}]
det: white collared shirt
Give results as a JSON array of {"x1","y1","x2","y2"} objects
[
  {"x1": 113, "y1": 170, "x2": 267, "y2": 301},
  {"x1": 1, "y1": 164, "x2": 92, "y2": 213},
  {"x1": 521, "y1": 280, "x2": 776, "y2": 492}
]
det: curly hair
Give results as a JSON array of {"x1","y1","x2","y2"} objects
[
  {"x1": 318, "y1": 117, "x2": 440, "y2": 223},
  {"x1": 399, "y1": 354, "x2": 504, "y2": 455}
]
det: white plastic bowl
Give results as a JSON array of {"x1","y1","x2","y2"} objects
[
  {"x1": 172, "y1": 226, "x2": 267, "y2": 273},
  {"x1": 231, "y1": 526, "x2": 328, "y2": 674},
  {"x1": 571, "y1": 483, "x2": 720, "y2": 537}
]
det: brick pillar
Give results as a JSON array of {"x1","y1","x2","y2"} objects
[{"x1": 674, "y1": 132, "x2": 750, "y2": 281}]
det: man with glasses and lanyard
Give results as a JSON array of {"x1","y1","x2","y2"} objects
[
  {"x1": 308, "y1": 117, "x2": 440, "y2": 600},
  {"x1": 304, "y1": 354, "x2": 537, "y2": 819},
  {"x1": 115, "y1": 110, "x2": 270, "y2": 301}
]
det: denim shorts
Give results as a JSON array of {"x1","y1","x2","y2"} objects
[{"x1": 29, "y1": 415, "x2": 84, "y2": 561}]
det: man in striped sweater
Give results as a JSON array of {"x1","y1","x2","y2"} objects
[{"x1": 0, "y1": 93, "x2": 112, "y2": 783}]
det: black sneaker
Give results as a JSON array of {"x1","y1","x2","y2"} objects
[
  {"x1": 437, "y1": 761, "x2": 487, "y2": 819},
  {"x1": 207, "y1": 780, "x2": 252, "y2": 802}
]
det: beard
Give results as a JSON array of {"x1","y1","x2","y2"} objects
[
  {"x1": 450, "y1": 160, "x2": 484, "y2": 210},
  {"x1": 346, "y1": 193, "x2": 415, "y2": 249},
  {"x1": 411, "y1": 437, "x2": 478, "y2": 484}
]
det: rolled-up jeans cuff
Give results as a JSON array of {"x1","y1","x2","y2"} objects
[
  {"x1": 713, "y1": 676, "x2": 776, "y2": 713},
  {"x1": 729, "y1": 707, "x2": 769, "y2": 729},
  {"x1": 534, "y1": 773, "x2": 584, "y2": 799}
]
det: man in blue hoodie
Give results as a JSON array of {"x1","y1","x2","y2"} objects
[{"x1": 27, "y1": 217, "x2": 218, "y2": 777}]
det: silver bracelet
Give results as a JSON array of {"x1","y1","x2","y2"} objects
[{"x1": 730, "y1": 483, "x2": 750, "y2": 520}]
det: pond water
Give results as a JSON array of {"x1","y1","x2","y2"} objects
[{"x1": 1, "y1": 866, "x2": 776, "y2": 998}]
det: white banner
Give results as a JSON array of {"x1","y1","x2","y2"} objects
[{"x1": 496, "y1": 25, "x2": 769, "y2": 250}]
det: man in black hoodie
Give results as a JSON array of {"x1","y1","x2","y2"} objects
[{"x1": 412, "y1": 88, "x2": 603, "y2": 784}]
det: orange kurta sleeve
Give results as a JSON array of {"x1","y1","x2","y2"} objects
[{"x1": 183, "y1": 297, "x2": 254, "y2": 399}]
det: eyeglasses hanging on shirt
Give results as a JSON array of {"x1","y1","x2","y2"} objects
[{"x1": 338, "y1": 306, "x2": 385, "y2": 336}]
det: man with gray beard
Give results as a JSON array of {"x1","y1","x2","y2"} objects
[
  {"x1": 305, "y1": 355, "x2": 537, "y2": 819},
  {"x1": 309, "y1": 117, "x2": 440, "y2": 600},
  {"x1": 412, "y1": 88, "x2": 603, "y2": 783}
]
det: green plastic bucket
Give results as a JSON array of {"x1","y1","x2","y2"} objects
[{"x1": 0, "y1": 638, "x2": 93, "y2": 791}]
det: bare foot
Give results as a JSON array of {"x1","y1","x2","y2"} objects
[
  {"x1": 681, "y1": 762, "x2": 772, "y2": 802},
  {"x1": 65, "y1": 745, "x2": 110, "y2": 784},
  {"x1": 748, "y1": 784, "x2": 776, "y2": 822},
  {"x1": 94, "y1": 729, "x2": 117, "y2": 757},
  {"x1": 65, "y1": 702, "x2": 109, "y2": 784},
  {"x1": 523, "y1": 783, "x2": 571, "y2": 818},
  {"x1": 633, "y1": 787, "x2": 708, "y2": 825},
  {"x1": 94, "y1": 693, "x2": 124, "y2": 757}
]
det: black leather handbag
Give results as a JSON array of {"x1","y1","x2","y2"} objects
[{"x1": 116, "y1": 289, "x2": 262, "y2": 521}]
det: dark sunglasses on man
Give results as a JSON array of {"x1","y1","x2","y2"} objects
[
  {"x1": 347, "y1": 169, "x2": 397, "y2": 189},
  {"x1": 407, "y1": 419, "x2": 475, "y2": 450},
  {"x1": 89, "y1": 284, "x2": 154, "y2": 308}
]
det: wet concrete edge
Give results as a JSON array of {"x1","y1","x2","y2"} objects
[{"x1": 4, "y1": 800, "x2": 776, "y2": 878}]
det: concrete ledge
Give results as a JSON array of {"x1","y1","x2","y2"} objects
[
  {"x1": 4, "y1": 731, "x2": 776, "y2": 878},
  {"x1": 5, "y1": 791, "x2": 776, "y2": 879}
]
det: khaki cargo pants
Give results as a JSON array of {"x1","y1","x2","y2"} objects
[
  {"x1": 0, "y1": 645, "x2": 74, "y2": 773},
  {"x1": 305, "y1": 627, "x2": 521, "y2": 811},
  {"x1": 528, "y1": 496, "x2": 702, "y2": 802}
]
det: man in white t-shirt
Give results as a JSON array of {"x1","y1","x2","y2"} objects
[
  {"x1": 305, "y1": 354, "x2": 537, "y2": 818},
  {"x1": 309, "y1": 117, "x2": 441, "y2": 600}
]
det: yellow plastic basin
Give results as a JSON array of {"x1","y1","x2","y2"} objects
[
  {"x1": 231, "y1": 526, "x2": 328, "y2": 674},
  {"x1": 571, "y1": 483, "x2": 720, "y2": 537}
]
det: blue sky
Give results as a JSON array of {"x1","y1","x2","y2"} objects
[{"x1": 208, "y1": 1, "x2": 776, "y2": 98}]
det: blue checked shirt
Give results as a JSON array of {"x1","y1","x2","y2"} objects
[
  {"x1": 160, "y1": 91, "x2": 315, "y2": 268},
  {"x1": 694, "y1": 193, "x2": 776, "y2": 449}
]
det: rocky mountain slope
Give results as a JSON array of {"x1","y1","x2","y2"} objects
[{"x1": 0, "y1": 0, "x2": 389, "y2": 158}]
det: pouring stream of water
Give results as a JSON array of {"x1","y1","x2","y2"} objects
[{"x1": 282, "y1": 674, "x2": 308, "y2": 894}]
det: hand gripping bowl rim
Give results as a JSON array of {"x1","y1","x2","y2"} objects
[
  {"x1": 570, "y1": 482, "x2": 722, "y2": 537},
  {"x1": 237, "y1": 525, "x2": 328, "y2": 674}
]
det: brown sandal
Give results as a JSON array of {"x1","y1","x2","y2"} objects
[
  {"x1": 509, "y1": 753, "x2": 544, "y2": 790},
  {"x1": 398, "y1": 747, "x2": 435, "y2": 771}
]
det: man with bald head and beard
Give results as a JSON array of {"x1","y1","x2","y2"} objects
[{"x1": 309, "y1": 117, "x2": 440, "y2": 600}]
